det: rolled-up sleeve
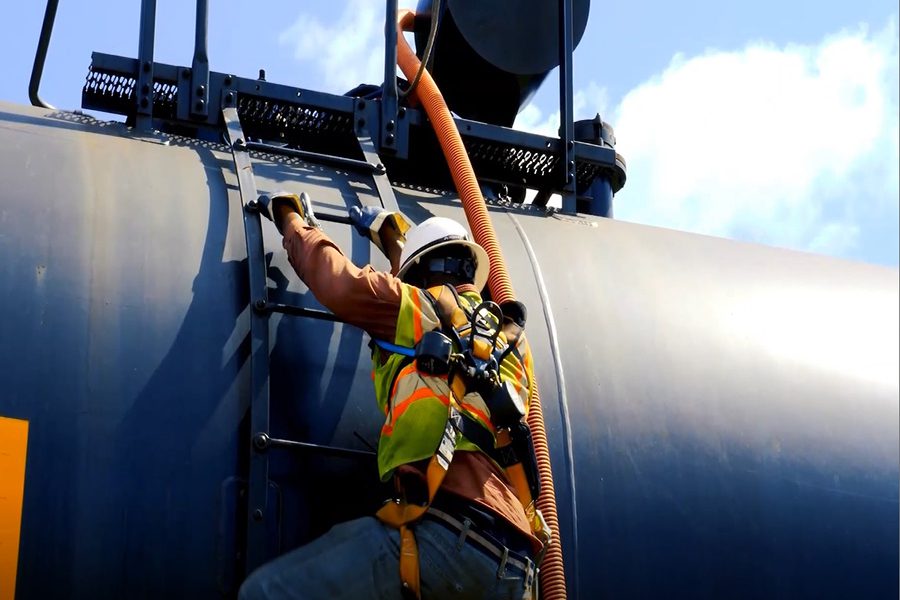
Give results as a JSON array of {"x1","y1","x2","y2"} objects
[{"x1": 282, "y1": 220, "x2": 403, "y2": 342}]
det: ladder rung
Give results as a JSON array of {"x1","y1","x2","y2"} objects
[
  {"x1": 262, "y1": 302, "x2": 343, "y2": 323},
  {"x1": 315, "y1": 212, "x2": 352, "y2": 225},
  {"x1": 253, "y1": 433, "x2": 375, "y2": 459},
  {"x1": 244, "y1": 140, "x2": 382, "y2": 174}
]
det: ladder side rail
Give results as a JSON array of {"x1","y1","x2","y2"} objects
[{"x1": 222, "y1": 106, "x2": 272, "y2": 577}]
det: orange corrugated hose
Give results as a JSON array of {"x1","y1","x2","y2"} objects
[{"x1": 396, "y1": 10, "x2": 567, "y2": 599}]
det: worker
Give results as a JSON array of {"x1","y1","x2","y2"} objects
[{"x1": 238, "y1": 191, "x2": 544, "y2": 600}]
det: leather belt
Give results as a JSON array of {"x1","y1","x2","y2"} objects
[{"x1": 424, "y1": 506, "x2": 536, "y2": 587}]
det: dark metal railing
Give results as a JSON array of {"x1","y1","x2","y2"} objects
[
  {"x1": 190, "y1": 0, "x2": 210, "y2": 119},
  {"x1": 31, "y1": 0, "x2": 624, "y2": 209},
  {"x1": 558, "y1": 0, "x2": 576, "y2": 211},
  {"x1": 29, "y1": 0, "x2": 59, "y2": 109}
]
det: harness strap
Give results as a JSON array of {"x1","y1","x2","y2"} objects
[
  {"x1": 425, "y1": 284, "x2": 468, "y2": 330},
  {"x1": 376, "y1": 406, "x2": 464, "y2": 599},
  {"x1": 398, "y1": 525, "x2": 420, "y2": 600}
]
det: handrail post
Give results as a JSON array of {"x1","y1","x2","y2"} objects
[
  {"x1": 190, "y1": 0, "x2": 210, "y2": 118},
  {"x1": 135, "y1": 0, "x2": 157, "y2": 131},
  {"x1": 381, "y1": 0, "x2": 399, "y2": 152},
  {"x1": 558, "y1": 0, "x2": 576, "y2": 213},
  {"x1": 29, "y1": 0, "x2": 60, "y2": 109}
]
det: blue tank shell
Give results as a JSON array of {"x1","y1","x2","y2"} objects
[{"x1": 0, "y1": 101, "x2": 897, "y2": 598}]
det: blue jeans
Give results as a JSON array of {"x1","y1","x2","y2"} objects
[{"x1": 239, "y1": 516, "x2": 534, "y2": 599}]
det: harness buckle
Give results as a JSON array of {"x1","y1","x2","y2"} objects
[
  {"x1": 532, "y1": 509, "x2": 553, "y2": 567},
  {"x1": 415, "y1": 330, "x2": 453, "y2": 375}
]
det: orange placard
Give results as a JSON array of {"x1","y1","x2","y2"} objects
[{"x1": 0, "y1": 416, "x2": 28, "y2": 600}]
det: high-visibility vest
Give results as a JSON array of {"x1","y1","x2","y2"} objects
[{"x1": 371, "y1": 283, "x2": 534, "y2": 481}]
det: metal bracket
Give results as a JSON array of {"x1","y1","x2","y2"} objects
[{"x1": 354, "y1": 99, "x2": 400, "y2": 213}]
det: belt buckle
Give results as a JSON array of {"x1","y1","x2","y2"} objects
[
  {"x1": 523, "y1": 557, "x2": 535, "y2": 591},
  {"x1": 532, "y1": 509, "x2": 552, "y2": 567},
  {"x1": 456, "y1": 517, "x2": 472, "y2": 550}
]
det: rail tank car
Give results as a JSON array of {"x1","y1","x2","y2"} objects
[{"x1": 1, "y1": 1, "x2": 897, "y2": 598}]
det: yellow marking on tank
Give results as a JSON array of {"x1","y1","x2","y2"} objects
[{"x1": 0, "y1": 416, "x2": 28, "y2": 600}]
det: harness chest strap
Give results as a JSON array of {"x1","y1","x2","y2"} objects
[
  {"x1": 425, "y1": 286, "x2": 539, "y2": 513},
  {"x1": 426, "y1": 285, "x2": 527, "y2": 379}
]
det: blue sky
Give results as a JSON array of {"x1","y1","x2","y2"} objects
[{"x1": 3, "y1": 1, "x2": 898, "y2": 266}]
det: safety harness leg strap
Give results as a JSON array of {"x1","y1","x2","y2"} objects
[
  {"x1": 398, "y1": 524, "x2": 420, "y2": 599},
  {"x1": 376, "y1": 408, "x2": 463, "y2": 599}
]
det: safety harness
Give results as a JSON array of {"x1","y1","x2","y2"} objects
[{"x1": 374, "y1": 285, "x2": 551, "y2": 599}]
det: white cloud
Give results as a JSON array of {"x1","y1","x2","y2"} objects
[
  {"x1": 610, "y1": 21, "x2": 899, "y2": 264},
  {"x1": 515, "y1": 81, "x2": 611, "y2": 137},
  {"x1": 278, "y1": 0, "x2": 418, "y2": 94},
  {"x1": 281, "y1": 6, "x2": 899, "y2": 265}
]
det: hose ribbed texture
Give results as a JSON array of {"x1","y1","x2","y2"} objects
[
  {"x1": 396, "y1": 11, "x2": 567, "y2": 598},
  {"x1": 396, "y1": 11, "x2": 513, "y2": 306},
  {"x1": 526, "y1": 377, "x2": 566, "y2": 599}
]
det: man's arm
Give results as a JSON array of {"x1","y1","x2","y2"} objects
[
  {"x1": 280, "y1": 212, "x2": 404, "y2": 342},
  {"x1": 282, "y1": 206, "x2": 401, "y2": 272}
]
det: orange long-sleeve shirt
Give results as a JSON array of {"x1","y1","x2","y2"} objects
[{"x1": 281, "y1": 219, "x2": 537, "y2": 546}]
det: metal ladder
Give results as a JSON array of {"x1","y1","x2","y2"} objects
[{"x1": 221, "y1": 103, "x2": 398, "y2": 577}]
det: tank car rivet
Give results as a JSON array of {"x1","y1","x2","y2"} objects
[
  {"x1": 254, "y1": 299, "x2": 268, "y2": 312},
  {"x1": 225, "y1": 92, "x2": 234, "y2": 104},
  {"x1": 386, "y1": 120, "x2": 395, "y2": 132},
  {"x1": 142, "y1": 61, "x2": 151, "y2": 73},
  {"x1": 253, "y1": 432, "x2": 270, "y2": 450},
  {"x1": 253, "y1": 509, "x2": 263, "y2": 521},
  {"x1": 386, "y1": 134, "x2": 395, "y2": 145},
  {"x1": 398, "y1": 107, "x2": 406, "y2": 117},
  {"x1": 196, "y1": 85, "x2": 205, "y2": 98},
  {"x1": 195, "y1": 100, "x2": 205, "y2": 111},
  {"x1": 224, "y1": 75, "x2": 233, "y2": 86}
]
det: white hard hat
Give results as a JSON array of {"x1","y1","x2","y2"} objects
[{"x1": 397, "y1": 217, "x2": 490, "y2": 290}]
